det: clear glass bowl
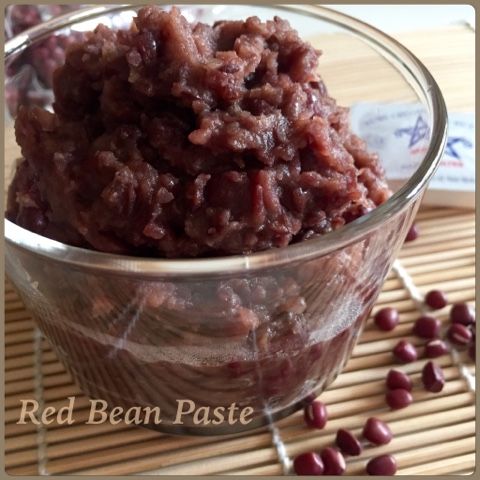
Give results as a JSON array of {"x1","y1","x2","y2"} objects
[{"x1": 4, "y1": 5, "x2": 447, "y2": 435}]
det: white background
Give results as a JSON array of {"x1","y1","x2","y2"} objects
[{"x1": 329, "y1": 4, "x2": 475, "y2": 32}]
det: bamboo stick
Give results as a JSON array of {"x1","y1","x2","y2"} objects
[
  {"x1": 5, "y1": 372, "x2": 72, "y2": 397},
  {"x1": 5, "y1": 350, "x2": 58, "y2": 370},
  {"x1": 5, "y1": 361, "x2": 65, "y2": 384},
  {"x1": 412, "y1": 219, "x2": 474, "y2": 235},
  {"x1": 405, "y1": 256, "x2": 474, "y2": 276},
  {"x1": 416, "y1": 210, "x2": 473, "y2": 223},
  {"x1": 5, "y1": 330, "x2": 34, "y2": 345},
  {"x1": 413, "y1": 208, "x2": 471, "y2": 222},
  {"x1": 228, "y1": 463, "x2": 282, "y2": 475},
  {"x1": 5, "y1": 310, "x2": 33, "y2": 323},
  {"x1": 399, "y1": 246, "x2": 474, "y2": 267},
  {"x1": 399, "y1": 237, "x2": 474, "y2": 258},
  {"x1": 398, "y1": 453, "x2": 475, "y2": 475},
  {"x1": 5, "y1": 300, "x2": 30, "y2": 313},
  {"x1": 5, "y1": 291, "x2": 20, "y2": 302},
  {"x1": 5, "y1": 341, "x2": 52, "y2": 360},
  {"x1": 412, "y1": 266, "x2": 474, "y2": 286},
  {"x1": 347, "y1": 436, "x2": 474, "y2": 474},
  {"x1": 6, "y1": 464, "x2": 38, "y2": 476},
  {"x1": 402, "y1": 227, "x2": 474, "y2": 248},
  {"x1": 5, "y1": 318, "x2": 35, "y2": 334}
]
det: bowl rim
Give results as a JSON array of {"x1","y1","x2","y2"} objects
[{"x1": 4, "y1": 4, "x2": 448, "y2": 278}]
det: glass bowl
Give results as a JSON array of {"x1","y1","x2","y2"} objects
[{"x1": 4, "y1": 4, "x2": 447, "y2": 435}]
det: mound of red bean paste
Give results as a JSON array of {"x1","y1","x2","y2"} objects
[{"x1": 7, "y1": 6, "x2": 390, "y2": 258}]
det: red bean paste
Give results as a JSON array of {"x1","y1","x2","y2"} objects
[{"x1": 7, "y1": 6, "x2": 390, "y2": 258}]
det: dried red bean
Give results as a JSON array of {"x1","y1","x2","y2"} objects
[
  {"x1": 386, "y1": 388, "x2": 413, "y2": 409},
  {"x1": 447, "y1": 323, "x2": 472, "y2": 345},
  {"x1": 422, "y1": 361, "x2": 445, "y2": 393},
  {"x1": 405, "y1": 223, "x2": 419, "y2": 242},
  {"x1": 374, "y1": 307, "x2": 399, "y2": 331},
  {"x1": 366, "y1": 454, "x2": 397, "y2": 475},
  {"x1": 321, "y1": 447, "x2": 346, "y2": 475},
  {"x1": 386, "y1": 369, "x2": 412, "y2": 391},
  {"x1": 393, "y1": 340, "x2": 418, "y2": 363},
  {"x1": 335, "y1": 428, "x2": 362, "y2": 456},
  {"x1": 425, "y1": 339, "x2": 449, "y2": 358},
  {"x1": 424, "y1": 289, "x2": 448, "y2": 310},
  {"x1": 293, "y1": 452, "x2": 324, "y2": 475},
  {"x1": 304, "y1": 400, "x2": 327, "y2": 429},
  {"x1": 450, "y1": 303, "x2": 475, "y2": 325},
  {"x1": 413, "y1": 315, "x2": 441, "y2": 339},
  {"x1": 362, "y1": 418, "x2": 393, "y2": 445}
]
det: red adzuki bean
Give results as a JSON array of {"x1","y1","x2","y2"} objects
[
  {"x1": 448, "y1": 323, "x2": 472, "y2": 345},
  {"x1": 386, "y1": 369, "x2": 412, "y2": 391},
  {"x1": 304, "y1": 401, "x2": 327, "y2": 429},
  {"x1": 422, "y1": 361, "x2": 445, "y2": 393},
  {"x1": 335, "y1": 429, "x2": 362, "y2": 456},
  {"x1": 366, "y1": 454, "x2": 397, "y2": 475},
  {"x1": 293, "y1": 452, "x2": 324, "y2": 475},
  {"x1": 321, "y1": 447, "x2": 346, "y2": 475},
  {"x1": 425, "y1": 339, "x2": 449, "y2": 358},
  {"x1": 374, "y1": 307, "x2": 399, "y2": 331},
  {"x1": 424, "y1": 289, "x2": 448, "y2": 310},
  {"x1": 405, "y1": 224, "x2": 419, "y2": 242},
  {"x1": 362, "y1": 418, "x2": 393, "y2": 445},
  {"x1": 450, "y1": 303, "x2": 475, "y2": 326},
  {"x1": 413, "y1": 315, "x2": 441, "y2": 339},
  {"x1": 386, "y1": 388, "x2": 413, "y2": 410},
  {"x1": 393, "y1": 340, "x2": 418, "y2": 363}
]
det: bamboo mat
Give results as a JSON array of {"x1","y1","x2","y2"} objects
[{"x1": 4, "y1": 25, "x2": 475, "y2": 475}]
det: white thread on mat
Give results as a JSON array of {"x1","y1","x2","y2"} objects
[
  {"x1": 107, "y1": 300, "x2": 144, "y2": 358},
  {"x1": 33, "y1": 327, "x2": 48, "y2": 475},
  {"x1": 392, "y1": 259, "x2": 476, "y2": 392},
  {"x1": 391, "y1": 260, "x2": 425, "y2": 309},
  {"x1": 250, "y1": 324, "x2": 291, "y2": 475},
  {"x1": 265, "y1": 408, "x2": 291, "y2": 475},
  {"x1": 450, "y1": 347, "x2": 476, "y2": 392}
]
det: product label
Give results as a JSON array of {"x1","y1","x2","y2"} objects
[{"x1": 349, "y1": 102, "x2": 475, "y2": 193}]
